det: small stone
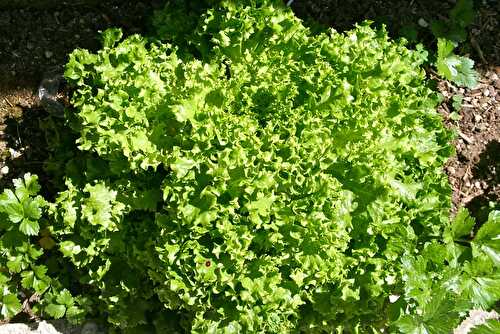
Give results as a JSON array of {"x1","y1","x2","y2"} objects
[
  {"x1": 474, "y1": 114, "x2": 482, "y2": 122},
  {"x1": 483, "y1": 89, "x2": 490, "y2": 96},
  {"x1": 8, "y1": 148, "x2": 22, "y2": 159},
  {"x1": 418, "y1": 18, "x2": 429, "y2": 27},
  {"x1": 18, "y1": 99, "x2": 30, "y2": 108},
  {"x1": 37, "y1": 321, "x2": 61, "y2": 334},
  {"x1": 81, "y1": 322, "x2": 100, "y2": 334},
  {"x1": 0, "y1": 165, "x2": 8, "y2": 175},
  {"x1": 389, "y1": 295, "x2": 400, "y2": 303},
  {"x1": 474, "y1": 181, "x2": 481, "y2": 189},
  {"x1": 45, "y1": 50, "x2": 53, "y2": 58}
]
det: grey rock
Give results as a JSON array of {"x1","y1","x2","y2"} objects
[
  {"x1": 454, "y1": 310, "x2": 499, "y2": 334},
  {"x1": 0, "y1": 321, "x2": 58, "y2": 334},
  {"x1": 0, "y1": 321, "x2": 104, "y2": 334},
  {"x1": 80, "y1": 323, "x2": 99, "y2": 334}
]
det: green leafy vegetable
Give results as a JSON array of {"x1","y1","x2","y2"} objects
[
  {"x1": 60, "y1": 0, "x2": 457, "y2": 331},
  {"x1": 396, "y1": 209, "x2": 500, "y2": 333},
  {"x1": 436, "y1": 38, "x2": 478, "y2": 88},
  {"x1": 1, "y1": 294, "x2": 22, "y2": 319},
  {"x1": 0, "y1": 0, "x2": 496, "y2": 332}
]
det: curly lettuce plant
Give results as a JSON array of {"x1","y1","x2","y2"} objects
[{"x1": 1, "y1": 0, "x2": 498, "y2": 333}]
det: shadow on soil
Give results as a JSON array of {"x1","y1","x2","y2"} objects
[
  {"x1": 466, "y1": 140, "x2": 500, "y2": 223},
  {"x1": 0, "y1": 106, "x2": 55, "y2": 197}
]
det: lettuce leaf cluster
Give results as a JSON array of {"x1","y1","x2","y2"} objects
[{"x1": 1, "y1": 0, "x2": 497, "y2": 333}]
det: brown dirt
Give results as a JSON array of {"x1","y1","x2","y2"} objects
[
  {"x1": 0, "y1": 0, "x2": 499, "y2": 219},
  {"x1": 438, "y1": 66, "x2": 500, "y2": 216}
]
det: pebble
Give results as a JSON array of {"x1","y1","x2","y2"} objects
[
  {"x1": 81, "y1": 322, "x2": 101, "y2": 334},
  {"x1": 0, "y1": 165, "x2": 8, "y2": 175},
  {"x1": 8, "y1": 148, "x2": 22, "y2": 159},
  {"x1": 417, "y1": 18, "x2": 429, "y2": 27},
  {"x1": 389, "y1": 295, "x2": 400, "y2": 303}
]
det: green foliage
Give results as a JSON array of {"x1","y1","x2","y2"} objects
[
  {"x1": 0, "y1": 174, "x2": 85, "y2": 323},
  {"x1": 431, "y1": 0, "x2": 475, "y2": 43},
  {"x1": 428, "y1": 0, "x2": 479, "y2": 88},
  {"x1": 436, "y1": 38, "x2": 478, "y2": 88},
  {"x1": 61, "y1": 1, "x2": 456, "y2": 330},
  {"x1": 1, "y1": 0, "x2": 497, "y2": 332},
  {"x1": 395, "y1": 209, "x2": 500, "y2": 333}
]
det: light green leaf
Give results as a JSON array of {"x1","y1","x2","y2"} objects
[
  {"x1": 436, "y1": 39, "x2": 478, "y2": 88},
  {"x1": 102, "y1": 28, "x2": 123, "y2": 48},
  {"x1": 0, "y1": 189, "x2": 23, "y2": 223},
  {"x1": 59, "y1": 241, "x2": 82, "y2": 258},
  {"x1": 452, "y1": 207, "x2": 475, "y2": 239},
  {"x1": 1, "y1": 294, "x2": 22, "y2": 319},
  {"x1": 56, "y1": 289, "x2": 74, "y2": 307},
  {"x1": 472, "y1": 211, "x2": 500, "y2": 265},
  {"x1": 171, "y1": 157, "x2": 197, "y2": 178},
  {"x1": 19, "y1": 219, "x2": 40, "y2": 236},
  {"x1": 7, "y1": 256, "x2": 24, "y2": 273},
  {"x1": 45, "y1": 303, "x2": 66, "y2": 319}
]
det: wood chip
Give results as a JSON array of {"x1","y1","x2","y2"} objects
[
  {"x1": 458, "y1": 131, "x2": 474, "y2": 144},
  {"x1": 4, "y1": 98, "x2": 13, "y2": 107}
]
